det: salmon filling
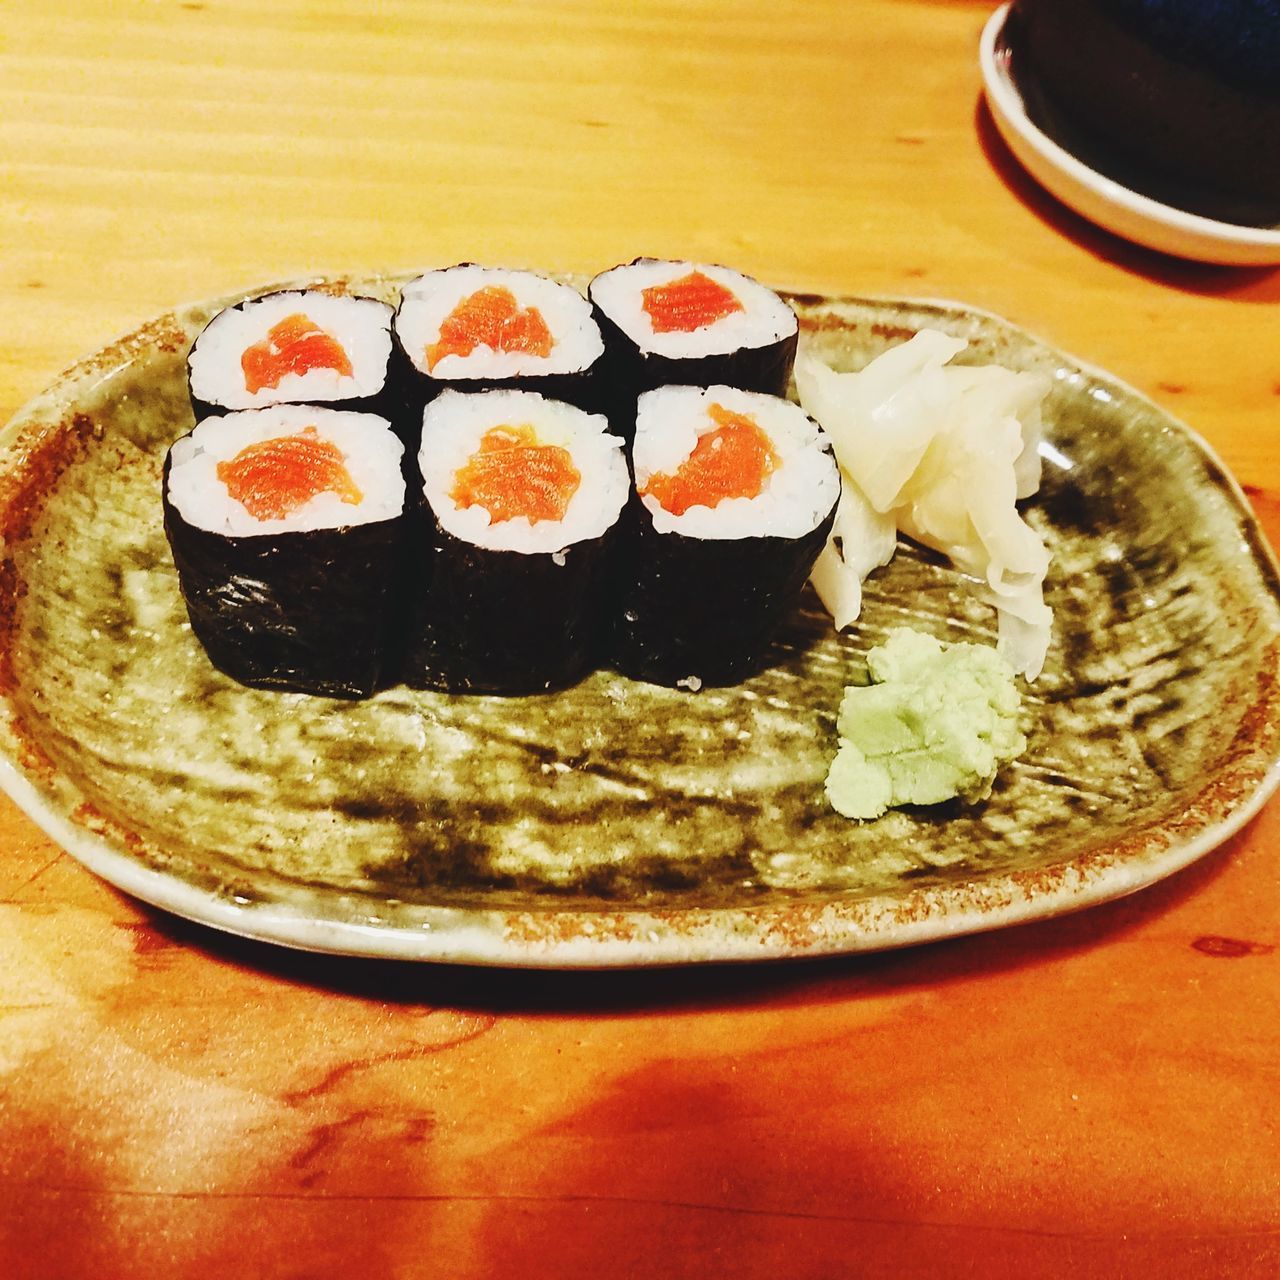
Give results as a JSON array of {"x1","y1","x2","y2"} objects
[
  {"x1": 451, "y1": 424, "x2": 581, "y2": 524},
  {"x1": 640, "y1": 270, "x2": 744, "y2": 334},
  {"x1": 426, "y1": 287, "x2": 555, "y2": 372},
  {"x1": 641, "y1": 404, "x2": 779, "y2": 516},
  {"x1": 241, "y1": 313, "x2": 353, "y2": 394},
  {"x1": 217, "y1": 426, "x2": 363, "y2": 521}
]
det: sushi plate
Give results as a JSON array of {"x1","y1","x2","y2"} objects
[{"x1": 1, "y1": 273, "x2": 1279, "y2": 968}]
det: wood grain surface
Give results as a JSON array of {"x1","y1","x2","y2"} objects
[{"x1": 2, "y1": 1, "x2": 1279, "y2": 1276}]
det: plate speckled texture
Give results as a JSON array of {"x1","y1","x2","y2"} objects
[{"x1": 1, "y1": 272, "x2": 1278, "y2": 967}]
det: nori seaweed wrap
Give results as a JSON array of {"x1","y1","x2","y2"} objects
[
  {"x1": 403, "y1": 518, "x2": 618, "y2": 695},
  {"x1": 187, "y1": 289, "x2": 404, "y2": 432},
  {"x1": 588, "y1": 259, "x2": 799, "y2": 416},
  {"x1": 611, "y1": 385, "x2": 840, "y2": 688},
  {"x1": 392, "y1": 266, "x2": 609, "y2": 422},
  {"x1": 403, "y1": 389, "x2": 628, "y2": 695},
  {"x1": 163, "y1": 406, "x2": 408, "y2": 699}
]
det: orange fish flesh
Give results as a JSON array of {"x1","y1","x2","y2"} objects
[
  {"x1": 450, "y1": 424, "x2": 581, "y2": 525},
  {"x1": 241, "y1": 313, "x2": 354, "y2": 395},
  {"x1": 217, "y1": 426, "x2": 363, "y2": 522},
  {"x1": 426, "y1": 286, "x2": 555, "y2": 372},
  {"x1": 641, "y1": 403, "x2": 779, "y2": 517},
  {"x1": 640, "y1": 270, "x2": 744, "y2": 334}
]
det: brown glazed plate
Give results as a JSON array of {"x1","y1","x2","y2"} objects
[{"x1": 1, "y1": 272, "x2": 1279, "y2": 967}]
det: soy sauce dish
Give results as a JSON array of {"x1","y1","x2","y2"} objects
[{"x1": 981, "y1": 2, "x2": 1280, "y2": 264}]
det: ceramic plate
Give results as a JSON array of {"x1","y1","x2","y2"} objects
[
  {"x1": 1, "y1": 273, "x2": 1279, "y2": 967},
  {"x1": 980, "y1": 4, "x2": 1280, "y2": 266}
]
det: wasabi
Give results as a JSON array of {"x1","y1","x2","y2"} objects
[{"x1": 826, "y1": 628, "x2": 1026, "y2": 820}]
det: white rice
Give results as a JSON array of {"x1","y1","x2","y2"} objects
[
  {"x1": 396, "y1": 266, "x2": 604, "y2": 379},
  {"x1": 420, "y1": 390, "x2": 627, "y2": 555},
  {"x1": 589, "y1": 260, "x2": 797, "y2": 360},
  {"x1": 188, "y1": 291, "x2": 394, "y2": 412},
  {"x1": 632, "y1": 385, "x2": 839, "y2": 540},
  {"x1": 167, "y1": 405, "x2": 405, "y2": 537}
]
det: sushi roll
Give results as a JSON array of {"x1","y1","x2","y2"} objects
[
  {"x1": 163, "y1": 406, "x2": 407, "y2": 699},
  {"x1": 393, "y1": 266, "x2": 607, "y2": 417},
  {"x1": 405, "y1": 389, "x2": 628, "y2": 695},
  {"x1": 588, "y1": 259, "x2": 799, "y2": 406},
  {"x1": 612, "y1": 385, "x2": 840, "y2": 688},
  {"x1": 187, "y1": 289, "x2": 399, "y2": 427}
]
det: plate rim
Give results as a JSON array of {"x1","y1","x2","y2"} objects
[
  {"x1": 2, "y1": 276, "x2": 1280, "y2": 968},
  {"x1": 2, "y1": 741, "x2": 1278, "y2": 968}
]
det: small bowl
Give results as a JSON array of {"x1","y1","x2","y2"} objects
[
  {"x1": 1014, "y1": 0, "x2": 1280, "y2": 219},
  {"x1": 979, "y1": 3, "x2": 1280, "y2": 265}
]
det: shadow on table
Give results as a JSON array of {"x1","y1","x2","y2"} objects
[
  {"x1": 974, "y1": 98, "x2": 1280, "y2": 301},
  {"x1": 133, "y1": 822, "x2": 1256, "y2": 1016}
]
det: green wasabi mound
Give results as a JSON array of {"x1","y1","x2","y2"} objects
[{"x1": 826, "y1": 628, "x2": 1026, "y2": 821}]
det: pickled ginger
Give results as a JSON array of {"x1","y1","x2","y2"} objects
[{"x1": 795, "y1": 329, "x2": 1053, "y2": 679}]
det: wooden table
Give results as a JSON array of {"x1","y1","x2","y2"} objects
[{"x1": 3, "y1": 2, "x2": 1278, "y2": 1275}]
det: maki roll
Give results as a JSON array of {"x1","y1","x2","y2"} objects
[
  {"x1": 405, "y1": 389, "x2": 628, "y2": 695},
  {"x1": 163, "y1": 406, "x2": 407, "y2": 699},
  {"x1": 612, "y1": 385, "x2": 840, "y2": 689},
  {"x1": 188, "y1": 289, "x2": 399, "y2": 426},
  {"x1": 393, "y1": 266, "x2": 607, "y2": 417},
  {"x1": 589, "y1": 259, "x2": 799, "y2": 405}
]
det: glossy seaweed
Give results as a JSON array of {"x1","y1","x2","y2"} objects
[
  {"x1": 590, "y1": 305, "x2": 797, "y2": 408},
  {"x1": 400, "y1": 496, "x2": 618, "y2": 696},
  {"x1": 609, "y1": 492, "x2": 837, "y2": 688},
  {"x1": 389, "y1": 301, "x2": 612, "y2": 425},
  {"x1": 187, "y1": 290, "x2": 406, "y2": 432},
  {"x1": 587, "y1": 260, "x2": 798, "y2": 424},
  {"x1": 162, "y1": 455, "x2": 408, "y2": 700}
]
